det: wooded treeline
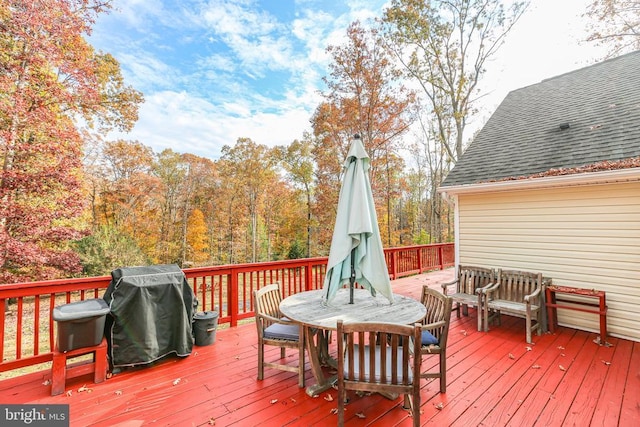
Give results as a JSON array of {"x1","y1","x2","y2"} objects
[{"x1": 1, "y1": 0, "x2": 635, "y2": 282}]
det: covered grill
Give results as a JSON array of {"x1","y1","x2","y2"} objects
[{"x1": 103, "y1": 264, "x2": 197, "y2": 370}]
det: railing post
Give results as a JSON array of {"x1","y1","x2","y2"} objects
[
  {"x1": 438, "y1": 245, "x2": 444, "y2": 270},
  {"x1": 229, "y1": 271, "x2": 239, "y2": 327},
  {"x1": 391, "y1": 250, "x2": 398, "y2": 280},
  {"x1": 417, "y1": 247, "x2": 423, "y2": 273},
  {"x1": 304, "y1": 261, "x2": 312, "y2": 292}
]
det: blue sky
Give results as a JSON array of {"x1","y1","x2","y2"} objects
[{"x1": 90, "y1": 0, "x2": 606, "y2": 160}]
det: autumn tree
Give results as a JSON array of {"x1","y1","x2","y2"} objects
[
  {"x1": 94, "y1": 139, "x2": 158, "y2": 257},
  {"x1": 180, "y1": 154, "x2": 218, "y2": 265},
  {"x1": 383, "y1": 0, "x2": 527, "y2": 164},
  {"x1": 273, "y1": 135, "x2": 315, "y2": 257},
  {"x1": 312, "y1": 21, "x2": 415, "y2": 250},
  {"x1": 186, "y1": 208, "x2": 209, "y2": 263},
  {"x1": 585, "y1": 0, "x2": 640, "y2": 56},
  {"x1": 382, "y1": 0, "x2": 527, "y2": 241},
  {"x1": 218, "y1": 138, "x2": 276, "y2": 263},
  {"x1": 0, "y1": 1, "x2": 142, "y2": 282}
]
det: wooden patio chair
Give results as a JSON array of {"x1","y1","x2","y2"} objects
[
  {"x1": 336, "y1": 319, "x2": 422, "y2": 427},
  {"x1": 254, "y1": 283, "x2": 305, "y2": 387},
  {"x1": 419, "y1": 286, "x2": 453, "y2": 393}
]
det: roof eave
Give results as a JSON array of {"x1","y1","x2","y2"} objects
[{"x1": 438, "y1": 168, "x2": 640, "y2": 195}]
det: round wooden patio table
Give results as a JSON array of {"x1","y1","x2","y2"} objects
[{"x1": 280, "y1": 288, "x2": 426, "y2": 396}]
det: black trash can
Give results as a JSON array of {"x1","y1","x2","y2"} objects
[
  {"x1": 193, "y1": 311, "x2": 219, "y2": 346},
  {"x1": 53, "y1": 299, "x2": 110, "y2": 352}
]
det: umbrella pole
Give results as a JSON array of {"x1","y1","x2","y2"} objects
[{"x1": 349, "y1": 247, "x2": 356, "y2": 304}]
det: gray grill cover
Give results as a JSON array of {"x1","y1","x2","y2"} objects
[{"x1": 103, "y1": 264, "x2": 197, "y2": 369}]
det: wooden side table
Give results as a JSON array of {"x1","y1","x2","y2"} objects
[
  {"x1": 545, "y1": 285, "x2": 610, "y2": 346},
  {"x1": 51, "y1": 337, "x2": 108, "y2": 396}
]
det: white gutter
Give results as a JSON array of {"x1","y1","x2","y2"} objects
[{"x1": 438, "y1": 167, "x2": 640, "y2": 195}]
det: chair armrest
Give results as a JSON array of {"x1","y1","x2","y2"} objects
[
  {"x1": 257, "y1": 313, "x2": 286, "y2": 324},
  {"x1": 422, "y1": 320, "x2": 446, "y2": 333}
]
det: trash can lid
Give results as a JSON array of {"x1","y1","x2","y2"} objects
[
  {"x1": 53, "y1": 298, "x2": 110, "y2": 321},
  {"x1": 194, "y1": 311, "x2": 218, "y2": 320}
]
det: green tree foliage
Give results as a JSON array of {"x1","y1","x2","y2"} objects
[
  {"x1": 0, "y1": 0, "x2": 142, "y2": 282},
  {"x1": 74, "y1": 224, "x2": 149, "y2": 276}
]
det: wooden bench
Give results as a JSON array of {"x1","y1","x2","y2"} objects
[
  {"x1": 480, "y1": 269, "x2": 545, "y2": 344},
  {"x1": 441, "y1": 265, "x2": 496, "y2": 331}
]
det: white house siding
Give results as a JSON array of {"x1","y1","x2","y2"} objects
[{"x1": 455, "y1": 181, "x2": 640, "y2": 342}]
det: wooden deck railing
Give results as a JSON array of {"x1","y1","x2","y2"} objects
[{"x1": 0, "y1": 243, "x2": 453, "y2": 376}]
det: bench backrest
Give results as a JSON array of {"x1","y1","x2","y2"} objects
[
  {"x1": 495, "y1": 269, "x2": 543, "y2": 302},
  {"x1": 458, "y1": 265, "x2": 496, "y2": 295}
]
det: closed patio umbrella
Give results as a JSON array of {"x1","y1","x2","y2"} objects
[{"x1": 322, "y1": 135, "x2": 393, "y2": 304}]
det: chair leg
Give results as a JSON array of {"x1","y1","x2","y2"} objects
[
  {"x1": 412, "y1": 391, "x2": 421, "y2": 427},
  {"x1": 440, "y1": 351, "x2": 447, "y2": 393},
  {"x1": 526, "y1": 314, "x2": 532, "y2": 344},
  {"x1": 257, "y1": 342, "x2": 264, "y2": 380},
  {"x1": 338, "y1": 387, "x2": 346, "y2": 426},
  {"x1": 298, "y1": 339, "x2": 305, "y2": 388}
]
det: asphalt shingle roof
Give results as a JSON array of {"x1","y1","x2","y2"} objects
[{"x1": 441, "y1": 50, "x2": 640, "y2": 188}]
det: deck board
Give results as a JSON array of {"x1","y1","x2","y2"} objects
[{"x1": 1, "y1": 269, "x2": 638, "y2": 426}]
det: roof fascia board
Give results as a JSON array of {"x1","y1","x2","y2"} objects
[{"x1": 438, "y1": 168, "x2": 640, "y2": 195}]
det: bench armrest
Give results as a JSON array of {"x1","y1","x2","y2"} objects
[
  {"x1": 441, "y1": 278, "x2": 459, "y2": 295},
  {"x1": 478, "y1": 281, "x2": 499, "y2": 295},
  {"x1": 524, "y1": 286, "x2": 542, "y2": 303}
]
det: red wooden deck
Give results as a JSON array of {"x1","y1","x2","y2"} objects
[{"x1": 1, "y1": 269, "x2": 638, "y2": 426}]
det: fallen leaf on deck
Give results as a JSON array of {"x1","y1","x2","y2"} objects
[
  {"x1": 602, "y1": 360, "x2": 611, "y2": 366},
  {"x1": 434, "y1": 402, "x2": 444, "y2": 410},
  {"x1": 66, "y1": 390, "x2": 73, "y2": 396},
  {"x1": 42, "y1": 379, "x2": 51, "y2": 386},
  {"x1": 559, "y1": 365, "x2": 566, "y2": 371},
  {"x1": 526, "y1": 346, "x2": 532, "y2": 351},
  {"x1": 557, "y1": 346, "x2": 565, "y2": 350},
  {"x1": 115, "y1": 390, "x2": 123, "y2": 395},
  {"x1": 531, "y1": 365, "x2": 541, "y2": 369},
  {"x1": 460, "y1": 330, "x2": 467, "y2": 336},
  {"x1": 508, "y1": 353, "x2": 515, "y2": 359},
  {"x1": 106, "y1": 372, "x2": 113, "y2": 379},
  {"x1": 208, "y1": 417, "x2": 215, "y2": 425},
  {"x1": 270, "y1": 399, "x2": 278, "y2": 404},
  {"x1": 290, "y1": 398, "x2": 296, "y2": 403},
  {"x1": 330, "y1": 408, "x2": 338, "y2": 414},
  {"x1": 173, "y1": 378, "x2": 181, "y2": 386},
  {"x1": 312, "y1": 394, "x2": 319, "y2": 398},
  {"x1": 356, "y1": 412, "x2": 366, "y2": 419},
  {"x1": 324, "y1": 394, "x2": 333, "y2": 401},
  {"x1": 78, "y1": 385, "x2": 92, "y2": 393}
]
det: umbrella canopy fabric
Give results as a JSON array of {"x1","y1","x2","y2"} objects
[{"x1": 322, "y1": 136, "x2": 393, "y2": 304}]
